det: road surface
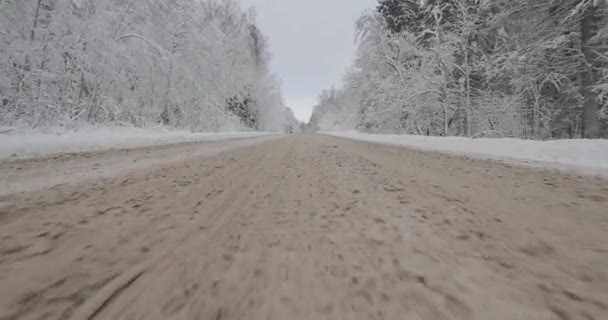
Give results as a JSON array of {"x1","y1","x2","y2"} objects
[{"x1": 1, "y1": 135, "x2": 607, "y2": 320}]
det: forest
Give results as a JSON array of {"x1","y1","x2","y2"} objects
[
  {"x1": 0, "y1": 0, "x2": 298, "y2": 133},
  {"x1": 309, "y1": 0, "x2": 608, "y2": 139}
]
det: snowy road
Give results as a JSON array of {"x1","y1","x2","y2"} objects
[{"x1": 1, "y1": 135, "x2": 607, "y2": 320}]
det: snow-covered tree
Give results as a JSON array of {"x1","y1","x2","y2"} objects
[
  {"x1": 310, "y1": 0, "x2": 608, "y2": 139},
  {"x1": 0, "y1": 0, "x2": 294, "y2": 132}
]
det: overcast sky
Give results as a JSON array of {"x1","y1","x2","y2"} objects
[{"x1": 239, "y1": 0, "x2": 376, "y2": 122}]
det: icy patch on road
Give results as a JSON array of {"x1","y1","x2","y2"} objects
[
  {"x1": 327, "y1": 131, "x2": 608, "y2": 174},
  {"x1": 0, "y1": 126, "x2": 279, "y2": 159}
]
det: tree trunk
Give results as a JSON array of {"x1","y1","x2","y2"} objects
[
  {"x1": 30, "y1": 0, "x2": 43, "y2": 41},
  {"x1": 442, "y1": 99, "x2": 448, "y2": 136},
  {"x1": 161, "y1": 60, "x2": 174, "y2": 125},
  {"x1": 580, "y1": 1, "x2": 604, "y2": 139},
  {"x1": 434, "y1": 15, "x2": 449, "y2": 137},
  {"x1": 532, "y1": 83, "x2": 541, "y2": 139},
  {"x1": 464, "y1": 45, "x2": 472, "y2": 137}
]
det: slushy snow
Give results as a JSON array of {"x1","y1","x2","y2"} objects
[
  {"x1": 0, "y1": 126, "x2": 277, "y2": 159},
  {"x1": 328, "y1": 131, "x2": 608, "y2": 175}
]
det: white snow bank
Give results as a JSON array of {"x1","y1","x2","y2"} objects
[
  {"x1": 327, "y1": 131, "x2": 608, "y2": 174},
  {"x1": 0, "y1": 126, "x2": 279, "y2": 159}
]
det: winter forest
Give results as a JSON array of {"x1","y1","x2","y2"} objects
[
  {"x1": 309, "y1": 0, "x2": 608, "y2": 139},
  {"x1": 0, "y1": 0, "x2": 299, "y2": 133}
]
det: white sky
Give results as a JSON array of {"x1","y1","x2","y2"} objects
[{"x1": 239, "y1": 0, "x2": 376, "y2": 122}]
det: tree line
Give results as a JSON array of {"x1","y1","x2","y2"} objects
[
  {"x1": 309, "y1": 0, "x2": 608, "y2": 139},
  {"x1": 0, "y1": 0, "x2": 297, "y2": 132}
]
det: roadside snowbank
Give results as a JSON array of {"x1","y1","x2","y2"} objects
[
  {"x1": 327, "y1": 131, "x2": 608, "y2": 173},
  {"x1": 0, "y1": 126, "x2": 279, "y2": 159}
]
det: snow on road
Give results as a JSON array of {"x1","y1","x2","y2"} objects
[
  {"x1": 1, "y1": 135, "x2": 607, "y2": 320},
  {"x1": 327, "y1": 131, "x2": 608, "y2": 174},
  {"x1": 0, "y1": 126, "x2": 279, "y2": 159}
]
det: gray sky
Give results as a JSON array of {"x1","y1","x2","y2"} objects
[{"x1": 239, "y1": 0, "x2": 376, "y2": 122}]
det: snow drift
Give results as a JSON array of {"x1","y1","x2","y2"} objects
[
  {"x1": 0, "y1": 126, "x2": 278, "y2": 160},
  {"x1": 327, "y1": 131, "x2": 608, "y2": 174}
]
